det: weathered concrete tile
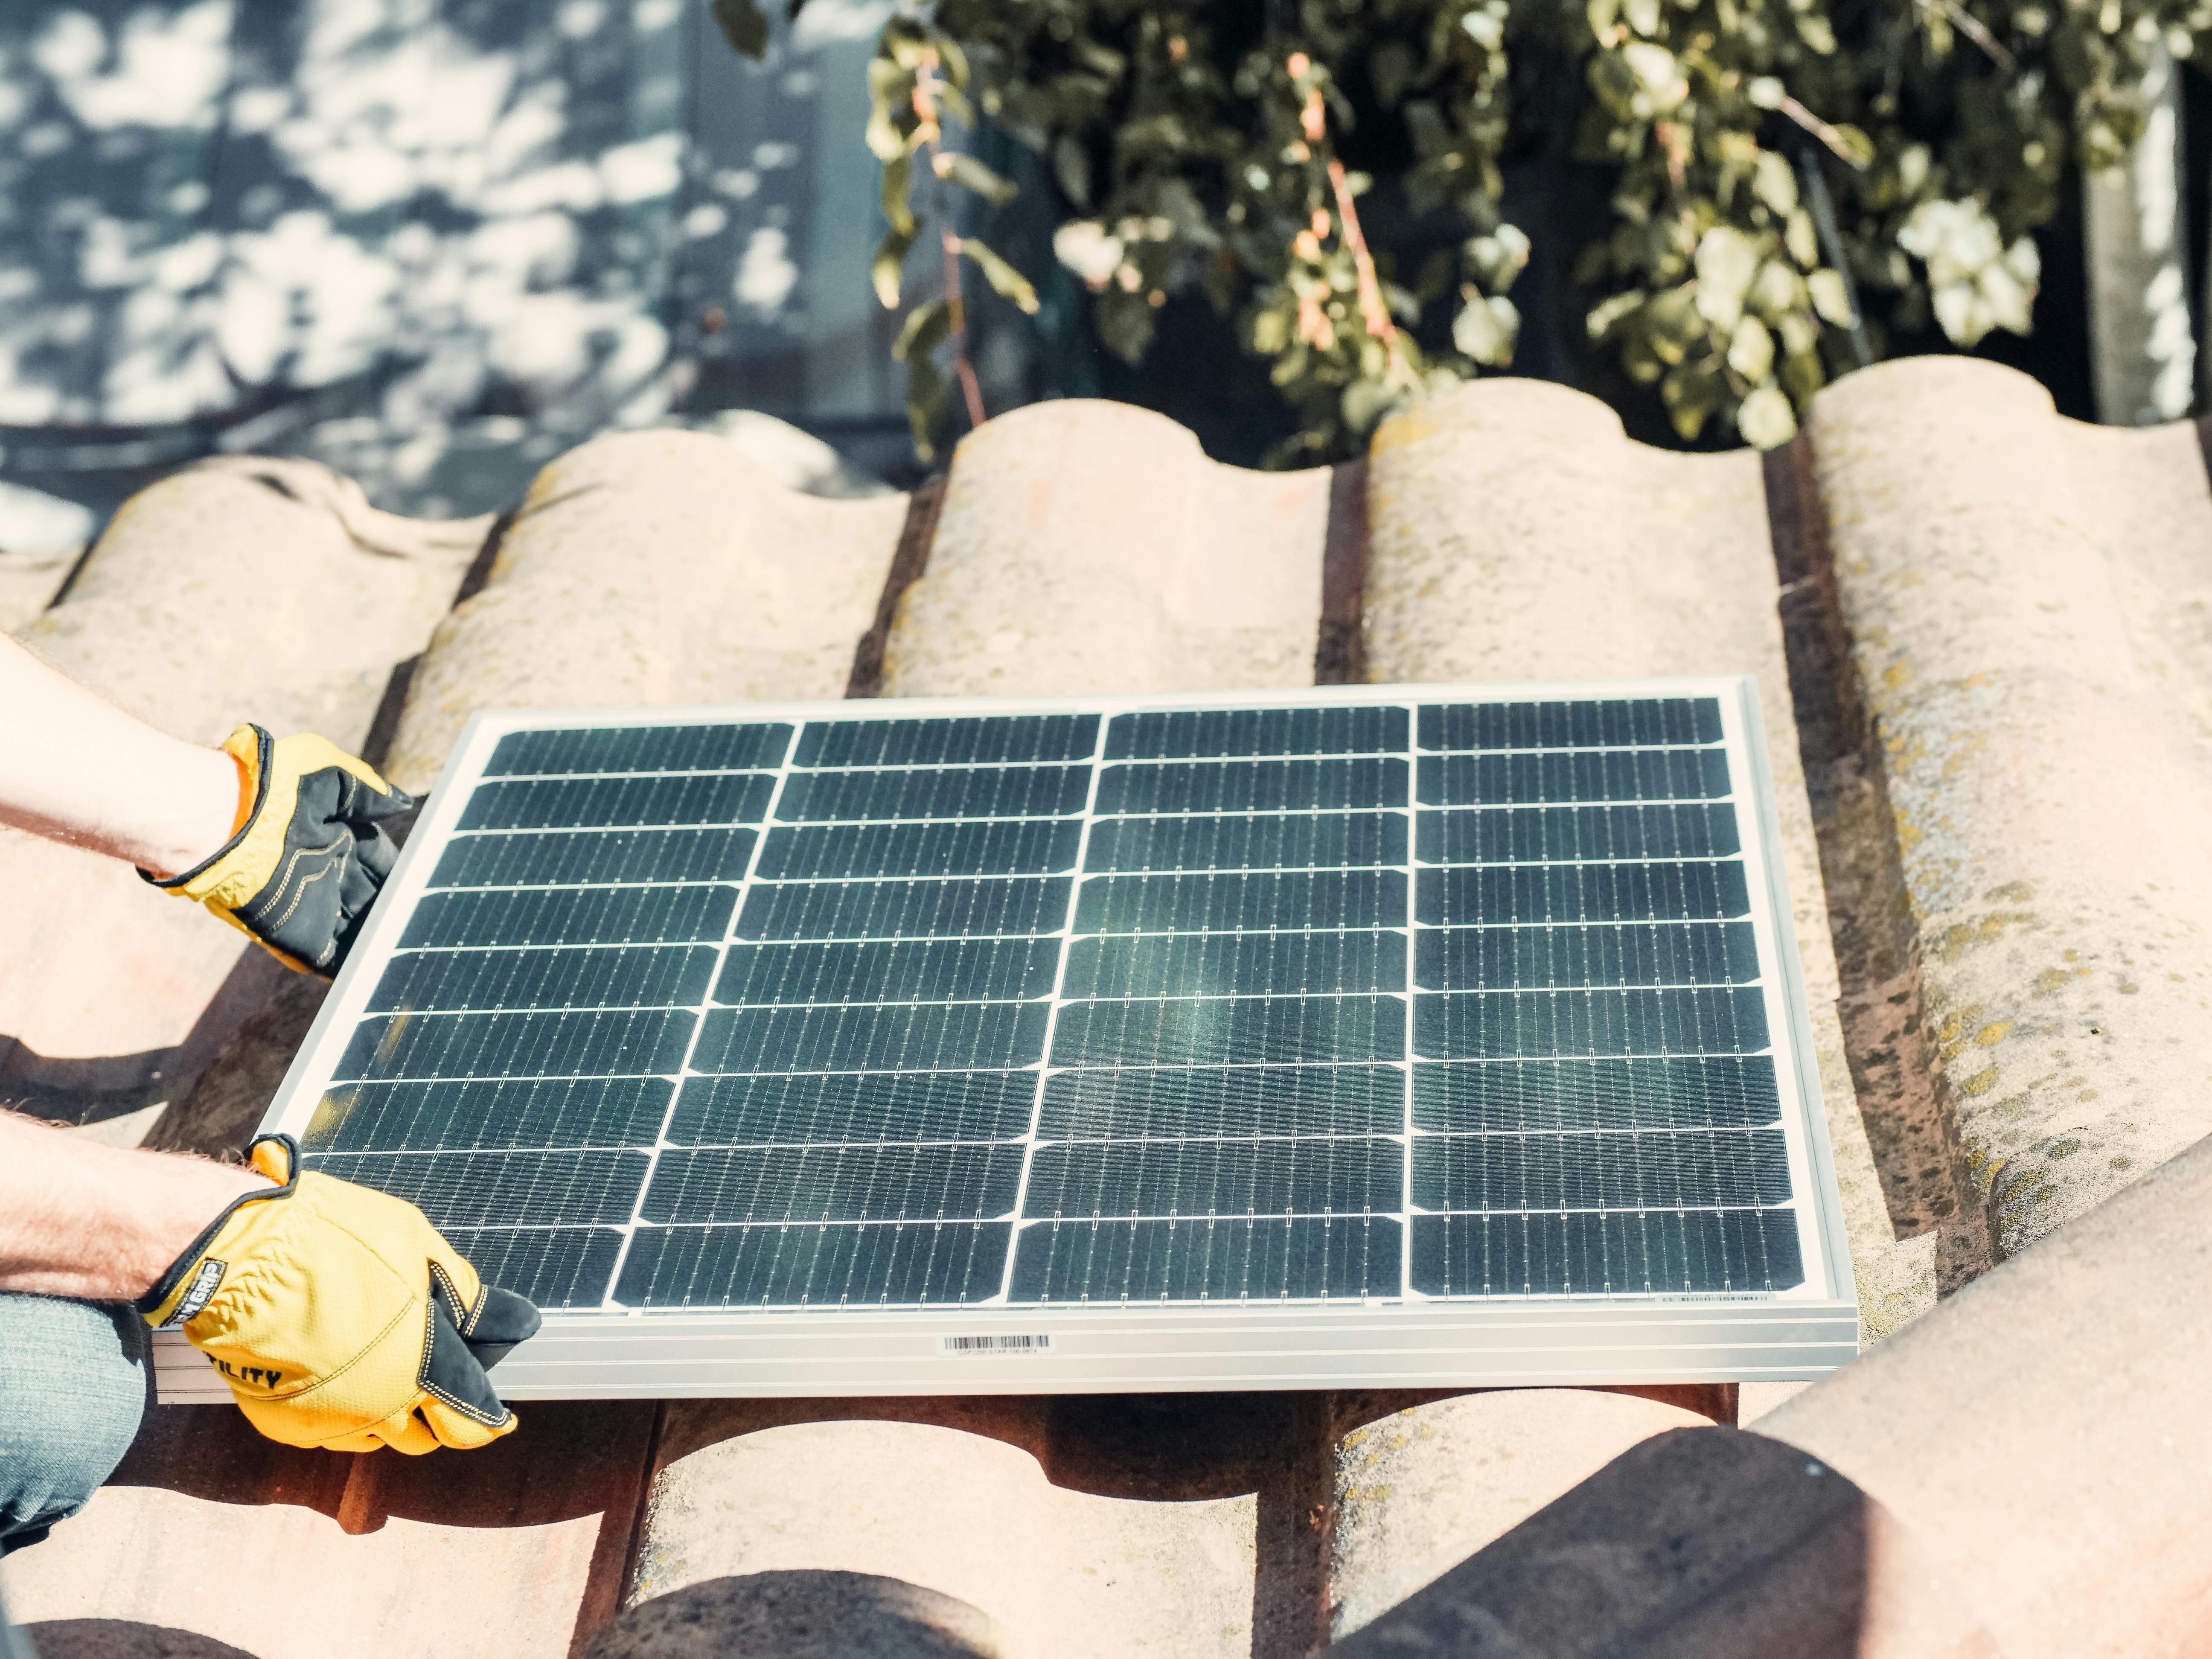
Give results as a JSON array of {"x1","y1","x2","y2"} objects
[
  {"x1": 2, "y1": 1400, "x2": 656, "y2": 1659},
  {"x1": 1327, "y1": 378, "x2": 1917, "y2": 1642},
  {"x1": 588, "y1": 1570, "x2": 1008, "y2": 1659},
  {"x1": 384, "y1": 429, "x2": 906, "y2": 794},
  {"x1": 1332, "y1": 1423, "x2": 1997, "y2": 1658},
  {"x1": 618, "y1": 410, "x2": 1332, "y2": 1656},
  {"x1": 0, "y1": 544, "x2": 78, "y2": 632},
  {"x1": 633, "y1": 1416, "x2": 1255, "y2": 1659},
  {"x1": 1762, "y1": 1130, "x2": 2212, "y2": 1659},
  {"x1": 1330, "y1": 1388, "x2": 1715, "y2": 1638},
  {"x1": 880, "y1": 400, "x2": 1330, "y2": 698},
  {"x1": 1811, "y1": 358, "x2": 2212, "y2": 1256}
]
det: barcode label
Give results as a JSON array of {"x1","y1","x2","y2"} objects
[{"x1": 940, "y1": 1333, "x2": 1053, "y2": 1356}]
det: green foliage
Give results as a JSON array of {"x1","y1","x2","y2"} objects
[{"x1": 722, "y1": 0, "x2": 2212, "y2": 460}]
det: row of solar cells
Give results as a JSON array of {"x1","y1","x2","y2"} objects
[
  {"x1": 475, "y1": 703, "x2": 1726, "y2": 780},
  {"x1": 309, "y1": 1128, "x2": 1792, "y2": 1231},
  {"x1": 453, "y1": 751, "x2": 1733, "y2": 833},
  {"x1": 425, "y1": 805, "x2": 1742, "y2": 888},
  {"x1": 422, "y1": 815, "x2": 1639, "y2": 889},
  {"x1": 418, "y1": 1203, "x2": 1799, "y2": 1309},
  {"x1": 367, "y1": 926, "x2": 1762, "y2": 1014},
  {"x1": 396, "y1": 865, "x2": 1754, "y2": 952},
  {"x1": 332, "y1": 987, "x2": 1771, "y2": 1082},
  {"x1": 302, "y1": 1057, "x2": 1784, "y2": 1155}
]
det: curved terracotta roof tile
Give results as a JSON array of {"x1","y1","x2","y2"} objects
[
  {"x1": 882, "y1": 398, "x2": 1330, "y2": 699},
  {"x1": 382, "y1": 428, "x2": 908, "y2": 795},
  {"x1": 1813, "y1": 356, "x2": 2212, "y2": 1258}
]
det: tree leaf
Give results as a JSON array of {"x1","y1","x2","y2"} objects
[
  {"x1": 1727, "y1": 315, "x2": 1775, "y2": 380},
  {"x1": 1053, "y1": 136, "x2": 1091, "y2": 207},
  {"x1": 905, "y1": 354, "x2": 949, "y2": 461},
  {"x1": 873, "y1": 226, "x2": 917, "y2": 310},
  {"x1": 712, "y1": 0, "x2": 769, "y2": 58},
  {"x1": 1341, "y1": 376, "x2": 1404, "y2": 433},
  {"x1": 935, "y1": 32, "x2": 970, "y2": 88},
  {"x1": 1661, "y1": 356, "x2": 1723, "y2": 439},
  {"x1": 1692, "y1": 227, "x2": 1759, "y2": 329},
  {"x1": 936, "y1": 151, "x2": 1020, "y2": 208},
  {"x1": 893, "y1": 296, "x2": 952, "y2": 364},
  {"x1": 1736, "y1": 385, "x2": 1799, "y2": 448},
  {"x1": 1752, "y1": 151, "x2": 1798, "y2": 215},
  {"x1": 881, "y1": 153, "x2": 916, "y2": 236},
  {"x1": 960, "y1": 237, "x2": 1041, "y2": 313},
  {"x1": 1807, "y1": 268, "x2": 1856, "y2": 326},
  {"x1": 935, "y1": 81, "x2": 976, "y2": 129},
  {"x1": 885, "y1": 23, "x2": 933, "y2": 70},
  {"x1": 1096, "y1": 293, "x2": 1155, "y2": 362},
  {"x1": 1452, "y1": 290, "x2": 1520, "y2": 364}
]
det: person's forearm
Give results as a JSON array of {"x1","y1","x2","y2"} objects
[
  {"x1": 0, "y1": 635, "x2": 242, "y2": 878},
  {"x1": 0, "y1": 1110, "x2": 271, "y2": 1301}
]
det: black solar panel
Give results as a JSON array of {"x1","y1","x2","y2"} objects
[{"x1": 266, "y1": 686, "x2": 1832, "y2": 1344}]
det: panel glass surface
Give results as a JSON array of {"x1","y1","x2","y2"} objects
[{"x1": 293, "y1": 696, "x2": 1811, "y2": 1316}]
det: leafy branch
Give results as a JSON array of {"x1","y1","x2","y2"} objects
[{"x1": 721, "y1": 0, "x2": 2211, "y2": 460}]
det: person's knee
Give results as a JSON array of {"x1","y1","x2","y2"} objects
[{"x1": 0, "y1": 1292, "x2": 148, "y2": 1553}]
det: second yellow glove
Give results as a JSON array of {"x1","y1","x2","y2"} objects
[{"x1": 139, "y1": 1136, "x2": 541, "y2": 1454}]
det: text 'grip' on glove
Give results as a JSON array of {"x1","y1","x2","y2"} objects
[
  {"x1": 138, "y1": 1135, "x2": 542, "y2": 1455},
  {"x1": 143, "y1": 725, "x2": 413, "y2": 977}
]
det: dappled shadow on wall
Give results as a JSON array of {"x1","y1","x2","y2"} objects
[{"x1": 0, "y1": 0, "x2": 952, "y2": 517}]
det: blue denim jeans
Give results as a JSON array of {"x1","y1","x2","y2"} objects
[{"x1": 0, "y1": 1293, "x2": 148, "y2": 1555}]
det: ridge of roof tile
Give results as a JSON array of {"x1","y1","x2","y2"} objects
[
  {"x1": 628, "y1": 1415, "x2": 1255, "y2": 1658},
  {"x1": 1758, "y1": 1125, "x2": 2212, "y2": 1656},
  {"x1": 382, "y1": 427, "x2": 909, "y2": 795},
  {"x1": 882, "y1": 397, "x2": 1332, "y2": 698},
  {"x1": 1808, "y1": 355, "x2": 2212, "y2": 1258},
  {"x1": 628, "y1": 398, "x2": 1331, "y2": 1656},
  {"x1": 1330, "y1": 1388, "x2": 1718, "y2": 1636}
]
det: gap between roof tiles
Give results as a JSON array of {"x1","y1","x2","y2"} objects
[
  {"x1": 849, "y1": 475, "x2": 950, "y2": 701},
  {"x1": 1759, "y1": 434, "x2": 1994, "y2": 1295}
]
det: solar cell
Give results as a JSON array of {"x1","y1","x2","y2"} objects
[{"x1": 156, "y1": 680, "x2": 1859, "y2": 1400}]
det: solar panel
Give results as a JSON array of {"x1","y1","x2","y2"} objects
[{"x1": 153, "y1": 680, "x2": 1857, "y2": 1401}]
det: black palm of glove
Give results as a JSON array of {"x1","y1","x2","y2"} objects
[{"x1": 143, "y1": 725, "x2": 413, "y2": 976}]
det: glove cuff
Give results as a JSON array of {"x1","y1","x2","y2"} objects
[
  {"x1": 137, "y1": 1132, "x2": 301, "y2": 1327},
  {"x1": 139, "y1": 725, "x2": 273, "y2": 896}
]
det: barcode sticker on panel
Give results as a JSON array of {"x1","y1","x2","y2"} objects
[{"x1": 942, "y1": 1333, "x2": 1053, "y2": 1356}]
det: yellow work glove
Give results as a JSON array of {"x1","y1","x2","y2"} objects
[
  {"x1": 143, "y1": 724, "x2": 413, "y2": 976},
  {"x1": 138, "y1": 1136, "x2": 542, "y2": 1455}
]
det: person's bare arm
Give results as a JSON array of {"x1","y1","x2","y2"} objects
[
  {"x1": 0, "y1": 1109, "x2": 270, "y2": 1301},
  {"x1": 0, "y1": 635, "x2": 241, "y2": 878}
]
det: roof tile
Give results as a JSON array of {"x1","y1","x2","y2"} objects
[
  {"x1": 882, "y1": 400, "x2": 1330, "y2": 698},
  {"x1": 384, "y1": 429, "x2": 907, "y2": 795},
  {"x1": 1813, "y1": 358, "x2": 2212, "y2": 1257}
]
